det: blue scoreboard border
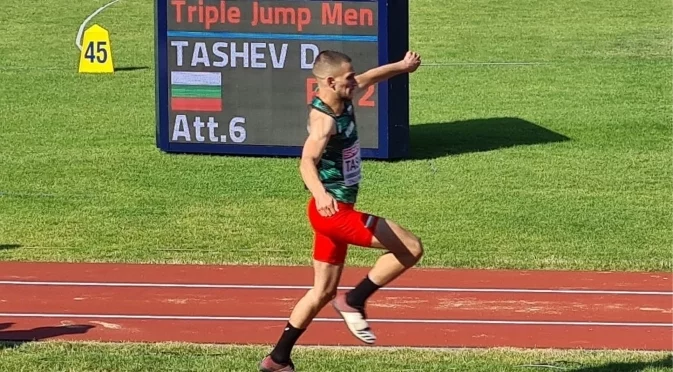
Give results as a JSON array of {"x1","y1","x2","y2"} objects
[{"x1": 155, "y1": 0, "x2": 409, "y2": 160}]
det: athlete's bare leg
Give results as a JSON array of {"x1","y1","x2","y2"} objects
[
  {"x1": 259, "y1": 260, "x2": 343, "y2": 371},
  {"x1": 331, "y1": 217, "x2": 423, "y2": 344},
  {"x1": 289, "y1": 260, "x2": 344, "y2": 328},
  {"x1": 367, "y1": 218, "x2": 424, "y2": 285}
]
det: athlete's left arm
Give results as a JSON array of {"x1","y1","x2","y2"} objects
[{"x1": 354, "y1": 51, "x2": 421, "y2": 91}]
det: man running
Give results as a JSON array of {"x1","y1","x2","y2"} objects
[{"x1": 259, "y1": 50, "x2": 423, "y2": 372}]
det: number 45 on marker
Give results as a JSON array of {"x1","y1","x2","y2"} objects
[{"x1": 78, "y1": 24, "x2": 115, "y2": 73}]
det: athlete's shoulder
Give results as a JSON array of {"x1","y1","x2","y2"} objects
[
  {"x1": 309, "y1": 97, "x2": 336, "y2": 117},
  {"x1": 308, "y1": 106, "x2": 337, "y2": 137}
]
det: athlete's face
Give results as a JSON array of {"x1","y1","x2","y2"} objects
[{"x1": 330, "y1": 62, "x2": 357, "y2": 100}]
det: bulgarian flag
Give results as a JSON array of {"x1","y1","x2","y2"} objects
[{"x1": 170, "y1": 71, "x2": 222, "y2": 112}]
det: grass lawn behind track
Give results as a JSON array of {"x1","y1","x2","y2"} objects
[
  {"x1": 0, "y1": 0, "x2": 671, "y2": 271},
  {"x1": 0, "y1": 342, "x2": 671, "y2": 372}
]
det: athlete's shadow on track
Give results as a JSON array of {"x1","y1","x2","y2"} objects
[
  {"x1": 0, "y1": 322, "x2": 94, "y2": 349},
  {"x1": 407, "y1": 117, "x2": 570, "y2": 160}
]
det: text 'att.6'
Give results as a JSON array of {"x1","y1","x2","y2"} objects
[{"x1": 172, "y1": 115, "x2": 246, "y2": 144}]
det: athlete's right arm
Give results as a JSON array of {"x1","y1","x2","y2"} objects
[{"x1": 300, "y1": 109, "x2": 339, "y2": 216}]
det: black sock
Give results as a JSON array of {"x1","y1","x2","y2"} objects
[
  {"x1": 346, "y1": 275, "x2": 382, "y2": 308},
  {"x1": 270, "y1": 322, "x2": 305, "y2": 364}
]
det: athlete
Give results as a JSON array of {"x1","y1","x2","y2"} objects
[{"x1": 259, "y1": 50, "x2": 423, "y2": 372}]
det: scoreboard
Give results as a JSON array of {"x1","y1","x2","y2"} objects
[{"x1": 154, "y1": 0, "x2": 410, "y2": 159}]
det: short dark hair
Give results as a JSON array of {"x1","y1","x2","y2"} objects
[
  {"x1": 315, "y1": 50, "x2": 352, "y2": 64},
  {"x1": 312, "y1": 50, "x2": 352, "y2": 76}
]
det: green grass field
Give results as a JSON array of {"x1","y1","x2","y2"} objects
[
  {"x1": 1, "y1": 0, "x2": 672, "y2": 272},
  {"x1": 0, "y1": 343, "x2": 671, "y2": 372},
  {"x1": 0, "y1": 0, "x2": 671, "y2": 271},
  {"x1": 0, "y1": 0, "x2": 671, "y2": 370}
]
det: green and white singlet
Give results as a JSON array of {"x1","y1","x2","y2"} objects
[{"x1": 308, "y1": 97, "x2": 362, "y2": 204}]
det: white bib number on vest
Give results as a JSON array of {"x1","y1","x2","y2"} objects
[{"x1": 343, "y1": 140, "x2": 362, "y2": 186}]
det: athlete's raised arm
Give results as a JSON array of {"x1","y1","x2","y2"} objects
[
  {"x1": 300, "y1": 109, "x2": 339, "y2": 217},
  {"x1": 354, "y1": 51, "x2": 422, "y2": 91}
]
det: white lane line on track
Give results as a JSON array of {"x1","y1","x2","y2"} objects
[
  {"x1": 0, "y1": 280, "x2": 670, "y2": 296},
  {"x1": 0, "y1": 313, "x2": 670, "y2": 327}
]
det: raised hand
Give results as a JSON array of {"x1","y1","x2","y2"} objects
[{"x1": 400, "y1": 51, "x2": 421, "y2": 73}]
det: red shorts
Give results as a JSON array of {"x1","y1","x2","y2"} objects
[{"x1": 307, "y1": 197, "x2": 380, "y2": 265}]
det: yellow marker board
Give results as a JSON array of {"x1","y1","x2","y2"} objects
[{"x1": 78, "y1": 24, "x2": 114, "y2": 73}]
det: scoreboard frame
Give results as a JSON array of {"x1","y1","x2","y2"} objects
[{"x1": 154, "y1": 0, "x2": 410, "y2": 160}]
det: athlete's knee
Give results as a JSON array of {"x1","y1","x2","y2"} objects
[
  {"x1": 309, "y1": 286, "x2": 337, "y2": 306},
  {"x1": 373, "y1": 219, "x2": 424, "y2": 266},
  {"x1": 409, "y1": 236, "x2": 424, "y2": 262},
  {"x1": 404, "y1": 235, "x2": 424, "y2": 265}
]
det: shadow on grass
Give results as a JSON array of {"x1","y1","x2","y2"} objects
[
  {"x1": 115, "y1": 66, "x2": 149, "y2": 72},
  {"x1": 0, "y1": 323, "x2": 95, "y2": 349},
  {"x1": 0, "y1": 244, "x2": 21, "y2": 250},
  {"x1": 408, "y1": 117, "x2": 570, "y2": 160},
  {"x1": 569, "y1": 356, "x2": 673, "y2": 371},
  {"x1": 526, "y1": 356, "x2": 673, "y2": 372}
]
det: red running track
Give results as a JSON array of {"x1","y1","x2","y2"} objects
[{"x1": 0, "y1": 262, "x2": 671, "y2": 351}]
